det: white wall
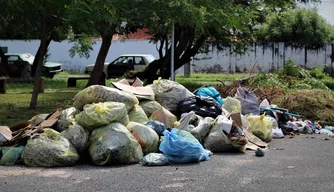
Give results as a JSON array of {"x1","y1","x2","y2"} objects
[{"x1": 193, "y1": 43, "x2": 333, "y2": 73}]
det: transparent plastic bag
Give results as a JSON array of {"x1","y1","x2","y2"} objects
[
  {"x1": 128, "y1": 105, "x2": 149, "y2": 125},
  {"x1": 89, "y1": 122, "x2": 143, "y2": 165},
  {"x1": 126, "y1": 122, "x2": 159, "y2": 154},
  {"x1": 247, "y1": 114, "x2": 273, "y2": 142},
  {"x1": 73, "y1": 85, "x2": 138, "y2": 111},
  {"x1": 21, "y1": 129, "x2": 79, "y2": 167},
  {"x1": 140, "y1": 153, "x2": 169, "y2": 166},
  {"x1": 76, "y1": 102, "x2": 129, "y2": 131}
]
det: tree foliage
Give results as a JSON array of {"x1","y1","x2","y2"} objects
[
  {"x1": 68, "y1": 0, "x2": 136, "y2": 86},
  {"x1": 254, "y1": 8, "x2": 334, "y2": 44},
  {"x1": 0, "y1": 0, "x2": 72, "y2": 108},
  {"x1": 132, "y1": 0, "x2": 320, "y2": 83}
]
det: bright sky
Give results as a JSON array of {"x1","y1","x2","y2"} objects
[{"x1": 300, "y1": 0, "x2": 334, "y2": 25}]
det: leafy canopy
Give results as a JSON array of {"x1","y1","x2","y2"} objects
[{"x1": 255, "y1": 8, "x2": 334, "y2": 44}]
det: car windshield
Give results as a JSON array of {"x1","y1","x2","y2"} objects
[
  {"x1": 20, "y1": 53, "x2": 35, "y2": 64},
  {"x1": 145, "y1": 55, "x2": 155, "y2": 63}
]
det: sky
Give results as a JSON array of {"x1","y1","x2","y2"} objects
[{"x1": 300, "y1": 0, "x2": 334, "y2": 25}]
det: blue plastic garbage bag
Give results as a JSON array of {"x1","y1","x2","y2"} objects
[
  {"x1": 195, "y1": 86, "x2": 223, "y2": 106},
  {"x1": 159, "y1": 128, "x2": 210, "y2": 163}
]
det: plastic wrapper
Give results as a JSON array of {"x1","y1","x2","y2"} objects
[
  {"x1": 195, "y1": 86, "x2": 223, "y2": 106},
  {"x1": 76, "y1": 102, "x2": 129, "y2": 131},
  {"x1": 247, "y1": 114, "x2": 273, "y2": 142},
  {"x1": 139, "y1": 100, "x2": 162, "y2": 117},
  {"x1": 0, "y1": 146, "x2": 24, "y2": 165},
  {"x1": 191, "y1": 117, "x2": 214, "y2": 144},
  {"x1": 235, "y1": 87, "x2": 260, "y2": 115},
  {"x1": 223, "y1": 97, "x2": 242, "y2": 113},
  {"x1": 56, "y1": 107, "x2": 79, "y2": 132},
  {"x1": 140, "y1": 153, "x2": 169, "y2": 166},
  {"x1": 21, "y1": 129, "x2": 79, "y2": 167},
  {"x1": 89, "y1": 122, "x2": 143, "y2": 165},
  {"x1": 176, "y1": 111, "x2": 202, "y2": 132},
  {"x1": 159, "y1": 129, "x2": 209, "y2": 163},
  {"x1": 204, "y1": 115, "x2": 246, "y2": 152},
  {"x1": 177, "y1": 96, "x2": 222, "y2": 118},
  {"x1": 61, "y1": 122, "x2": 90, "y2": 153},
  {"x1": 73, "y1": 85, "x2": 139, "y2": 111},
  {"x1": 148, "y1": 78, "x2": 194, "y2": 113},
  {"x1": 126, "y1": 122, "x2": 159, "y2": 154},
  {"x1": 128, "y1": 105, "x2": 149, "y2": 125},
  {"x1": 145, "y1": 120, "x2": 166, "y2": 136}
]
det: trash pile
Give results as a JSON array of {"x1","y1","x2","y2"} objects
[{"x1": 1, "y1": 77, "x2": 332, "y2": 167}]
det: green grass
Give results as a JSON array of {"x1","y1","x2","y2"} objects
[
  {"x1": 0, "y1": 92, "x2": 76, "y2": 126},
  {"x1": 0, "y1": 72, "x2": 246, "y2": 126}
]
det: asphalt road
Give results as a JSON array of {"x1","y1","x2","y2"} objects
[{"x1": 1, "y1": 134, "x2": 334, "y2": 192}]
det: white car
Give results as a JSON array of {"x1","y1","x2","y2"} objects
[{"x1": 85, "y1": 54, "x2": 155, "y2": 78}]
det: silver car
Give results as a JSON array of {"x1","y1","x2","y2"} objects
[{"x1": 85, "y1": 54, "x2": 155, "y2": 78}]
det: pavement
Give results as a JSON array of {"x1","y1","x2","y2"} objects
[{"x1": 1, "y1": 134, "x2": 334, "y2": 192}]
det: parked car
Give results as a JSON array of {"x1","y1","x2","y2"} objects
[
  {"x1": 0, "y1": 53, "x2": 63, "y2": 78},
  {"x1": 85, "y1": 54, "x2": 156, "y2": 78}
]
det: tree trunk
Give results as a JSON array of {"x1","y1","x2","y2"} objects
[
  {"x1": 86, "y1": 35, "x2": 112, "y2": 86},
  {"x1": 0, "y1": 47, "x2": 11, "y2": 76},
  {"x1": 29, "y1": 19, "x2": 48, "y2": 109},
  {"x1": 31, "y1": 38, "x2": 52, "y2": 77}
]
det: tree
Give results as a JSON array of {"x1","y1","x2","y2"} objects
[
  {"x1": 69, "y1": 0, "x2": 135, "y2": 86},
  {"x1": 131, "y1": 0, "x2": 320, "y2": 83},
  {"x1": 254, "y1": 8, "x2": 334, "y2": 44},
  {"x1": 1, "y1": 0, "x2": 72, "y2": 109}
]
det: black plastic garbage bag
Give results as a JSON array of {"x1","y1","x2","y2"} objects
[{"x1": 178, "y1": 96, "x2": 222, "y2": 118}]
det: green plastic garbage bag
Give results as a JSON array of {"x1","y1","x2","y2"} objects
[
  {"x1": 0, "y1": 146, "x2": 24, "y2": 165},
  {"x1": 89, "y1": 122, "x2": 143, "y2": 165},
  {"x1": 140, "y1": 153, "x2": 169, "y2": 166},
  {"x1": 76, "y1": 102, "x2": 129, "y2": 131},
  {"x1": 247, "y1": 114, "x2": 273, "y2": 142},
  {"x1": 222, "y1": 97, "x2": 242, "y2": 113},
  {"x1": 126, "y1": 122, "x2": 159, "y2": 154},
  {"x1": 73, "y1": 85, "x2": 138, "y2": 111},
  {"x1": 139, "y1": 100, "x2": 162, "y2": 117},
  {"x1": 21, "y1": 129, "x2": 79, "y2": 167},
  {"x1": 61, "y1": 122, "x2": 90, "y2": 153},
  {"x1": 128, "y1": 105, "x2": 149, "y2": 125}
]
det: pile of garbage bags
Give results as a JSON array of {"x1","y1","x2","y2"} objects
[{"x1": 1, "y1": 79, "x2": 331, "y2": 167}]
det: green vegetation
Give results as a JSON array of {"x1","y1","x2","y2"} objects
[{"x1": 255, "y1": 8, "x2": 334, "y2": 44}]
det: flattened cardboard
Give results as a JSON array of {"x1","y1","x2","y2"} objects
[
  {"x1": 150, "y1": 107, "x2": 177, "y2": 128},
  {"x1": 230, "y1": 112, "x2": 242, "y2": 128},
  {"x1": 110, "y1": 78, "x2": 155, "y2": 100},
  {"x1": 0, "y1": 126, "x2": 12, "y2": 141},
  {"x1": 38, "y1": 109, "x2": 62, "y2": 128}
]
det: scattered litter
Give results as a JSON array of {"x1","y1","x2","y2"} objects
[{"x1": 1, "y1": 77, "x2": 334, "y2": 167}]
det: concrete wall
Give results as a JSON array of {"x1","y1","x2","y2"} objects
[{"x1": 193, "y1": 43, "x2": 333, "y2": 73}]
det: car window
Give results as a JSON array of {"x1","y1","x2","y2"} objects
[
  {"x1": 134, "y1": 57, "x2": 145, "y2": 65},
  {"x1": 145, "y1": 55, "x2": 155, "y2": 63},
  {"x1": 7, "y1": 56, "x2": 20, "y2": 62}
]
